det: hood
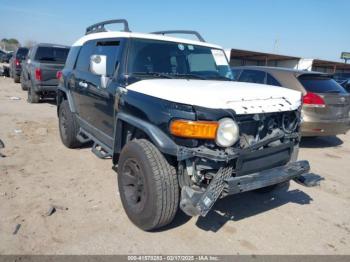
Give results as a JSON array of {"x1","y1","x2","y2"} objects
[{"x1": 126, "y1": 79, "x2": 302, "y2": 114}]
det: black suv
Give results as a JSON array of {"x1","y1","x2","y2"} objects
[
  {"x1": 57, "y1": 20, "x2": 313, "y2": 231},
  {"x1": 9, "y1": 47, "x2": 29, "y2": 83}
]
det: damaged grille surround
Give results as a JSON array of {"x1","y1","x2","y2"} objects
[{"x1": 177, "y1": 109, "x2": 306, "y2": 217}]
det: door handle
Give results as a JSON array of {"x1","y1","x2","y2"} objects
[{"x1": 78, "y1": 81, "x2": 88, "y2": 88}]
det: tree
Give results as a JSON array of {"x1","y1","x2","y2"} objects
[{"x1": 0, "y1": 38, "x2": 20, "y2": 51}]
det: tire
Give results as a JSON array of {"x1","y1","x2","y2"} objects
[
  {"x1": 58, "y1": 100, "x2": 82, "y2": 148},
  {"x1": 118, "y1": 139, "x2": 179, "y2": 231},
  {"x1": 14, "y1": 74, "x2": 20, "y2": 83},
  {"x1": 20, "y1": 72, "x2": 28, "y2": 90},
  {"x1": 254, "y1": 181, "x2": 290, "y2": 193},
  {"x1": 27, "y1": 83, "x2": 40, "y2": 103}
]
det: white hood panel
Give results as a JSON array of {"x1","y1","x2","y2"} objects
[{"x1": 126, "y1": 79, "x2": 302, "y2": 114}]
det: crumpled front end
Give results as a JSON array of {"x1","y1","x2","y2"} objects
[{"x1": 175, "y1": 109, "x2": 313, "y2": 217}]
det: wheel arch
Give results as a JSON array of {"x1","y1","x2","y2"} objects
[
  {"x1": 56, "y1": 87, "x2": 77, "y2": 116},
  {"x1": 113, "y1": 112, "x2": 179, "y2": 165}
]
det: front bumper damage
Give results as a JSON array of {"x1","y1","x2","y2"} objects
[{"x1": 180, "y1": 160, "x2": 311, "y2": 217}]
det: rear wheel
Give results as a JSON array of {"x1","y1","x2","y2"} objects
[
  {"x1": 118, "y1": 139, "x2": 179, "y2": 231},
  {"x1": 20, "y1": 72, "x2": 28, "y2": 90},
  {"x1": 27, "y1": 83, "x2": 40, "y2": 103},
  {"x1": 58, "y1": 100, "x2": 82, "y2": 148},
  {"x1": 14, "y1": 74, "x2": 20, "y2": 83}
]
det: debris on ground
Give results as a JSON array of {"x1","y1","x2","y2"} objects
[
  {"x1": 45, "y1": 205, "x2": 69, "y2": 217},
  {"x1": 0, "y1": 139, "x2": 5, "y2": 158},
  {"x1": 14, "y1": 129, "x2": 22, "y2": 134},
  {"x1": 9, "y1": 96, "x2": 21, "y2": 100},
  {"x1": 13, "y1": 224, "x2": 21, "y2": 235}
]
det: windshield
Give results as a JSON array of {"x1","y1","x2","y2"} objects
[
  {"x1": 127, "y1": 39, "x2": 233, "y2": 81},
  {"x1": 34, "y1": 46, "x2": 69, "y2": 63}
]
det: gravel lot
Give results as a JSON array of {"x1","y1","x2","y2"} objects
[{"x1": 0, "y1": 76, "x2": 350, "y2": 255}]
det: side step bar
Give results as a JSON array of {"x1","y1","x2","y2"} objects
[{"x1": 76, "y1": 128, "x2": 112, "y2": 159}]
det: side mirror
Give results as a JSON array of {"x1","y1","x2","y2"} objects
[
  {"x1": 90, "y1": 55, "x2": 109, "y2": 88},
  {"x1": 90, "y1": 55, "x2": 107, "y2": 76}
]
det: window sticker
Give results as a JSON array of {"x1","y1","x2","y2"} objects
[
  {"x1": 211, "y1": 49, "x2": 228, "y2": 66},
  {"x1": 188, "y1": 45, "x2": 194, "y2": 50},
  {"x1": 178, "y1": 44, "x2": 185, "y2": 51}
]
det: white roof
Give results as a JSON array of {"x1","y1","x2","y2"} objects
[{"x1": 72, "y1": 31, "x2": 222, "y2": 49}]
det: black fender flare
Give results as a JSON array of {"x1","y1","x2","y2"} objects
[
  {"x1": 114, "y1": 112, "x2": 179, "y2": 156},
  {"x1": 57, "y1": 86, "x2": 77, "y2": 114}
]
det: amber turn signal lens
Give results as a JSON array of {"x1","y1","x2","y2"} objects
[{"x1": 170, "y1": 120, "x2": 218, "y2": 139}]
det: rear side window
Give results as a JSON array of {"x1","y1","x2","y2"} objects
[
  {"x1": 34, "y1": 46, "x2": 69, "y2": 63},
  {"x1": 299, "y1": 75, "x2": 346, "y2": 94},
  {"x1": 16, "y1": 48, "x2": 29, "y2": 59},
  {"x1": 64, "y1": 46, "x2": 80, "y2": 70},
  {"x1": 239, "y1": 69, "x2": 266, "y2": 84},
  {"x1": 266, "y1": 73, "x2": 281, "y2": 86}
]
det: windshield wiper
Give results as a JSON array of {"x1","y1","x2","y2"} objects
[
  {"x1": 171, "y1": 73, "x2": 206, "y2": 80},
  {"x1": 129, "y1": 72, "x2": 174, "y2": 79}
]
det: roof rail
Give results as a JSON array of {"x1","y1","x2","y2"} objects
[
  {"x1": 85, "y1": 19, "x2": 130, "y2": 35},
  {"x1": 150, "y1": 30, "x2": 205, "y2": 42}
]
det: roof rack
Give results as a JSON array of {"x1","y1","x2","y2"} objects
[
  {"x1": 85, "y1": 19, "x2": 130, "y2": 35},
  {"x1": 150, "y1": 30, "x2": 205, "y2": 42}
]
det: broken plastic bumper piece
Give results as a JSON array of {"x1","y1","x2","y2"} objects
[{"x1": 180, "y1": 160, "x2": 311, "y2": 217}]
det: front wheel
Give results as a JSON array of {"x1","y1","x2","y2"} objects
[{"x1": 118, "y1": 139, "x2": 179, "y2": 231}]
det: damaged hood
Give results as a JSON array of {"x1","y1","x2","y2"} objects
[{"x1": 126, "y1": 79, "x2": 302, "y2": 114}]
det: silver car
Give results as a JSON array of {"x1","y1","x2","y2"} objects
[{"x1": 231, "y1": 66, "x2": 350, "y2": 136}]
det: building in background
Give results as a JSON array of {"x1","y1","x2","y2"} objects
[{"x1": 225, "y1": 48, "x2": 350, "y2": 74}]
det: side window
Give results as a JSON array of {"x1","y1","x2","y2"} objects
[
  {"x1": 75, "y1": 41, "x2": 95, "y2": 72},
  {"x1": 266, "y1": 73, "x2": 282, "y2": 86},
  {"x1": 238, "y1": 70, "x2": 266, "y2": 84},
  {"x1": 94, "y1": 40, "x2": 120, "y2": 77},
  {"x1": 65, "y1": 47, "x2": 80, "y2": 70}
]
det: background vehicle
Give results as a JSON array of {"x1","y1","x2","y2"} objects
[
  {"x1": 333, "y1": 72, "x2": 350, "y2": 92},
  {"x1": 21, "y1": 43, "x2": 69, "y2": 102},
  {"x1": 232, "y1": 66, "x2": 350, "y2": 137},
  {"x1": 9, "y1": 47, "x2": 29, "y2": 83},
  {"x1": 57, "y1": 19, "x2": 312, "y2": 231},
  {"x1": 0, "y1": 52, "x2": 13, "y2": 63}
]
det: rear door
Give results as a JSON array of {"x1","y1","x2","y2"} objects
[
  {"x1": 298, "y1": 75, "x2": 350, "y2": 120},
  {"x1": 34, "y1": 46, "x2": 69, "y2": 86}
]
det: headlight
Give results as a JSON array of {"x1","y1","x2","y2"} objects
[{"x1": 215, "y1": 118, "x2": 239, "y2": 147}]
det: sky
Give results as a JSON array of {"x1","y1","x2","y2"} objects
[{"x1": 0, "y1": 0, "x2": 349, "y2": 61}]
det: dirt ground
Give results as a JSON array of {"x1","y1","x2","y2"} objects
[{"x1": 0, "y1": 76, "x2": 350, "y2": 255}]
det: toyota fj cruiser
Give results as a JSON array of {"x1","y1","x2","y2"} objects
[{"x1": 57, "y1": 19, "x2": 313, "y2": 231}]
